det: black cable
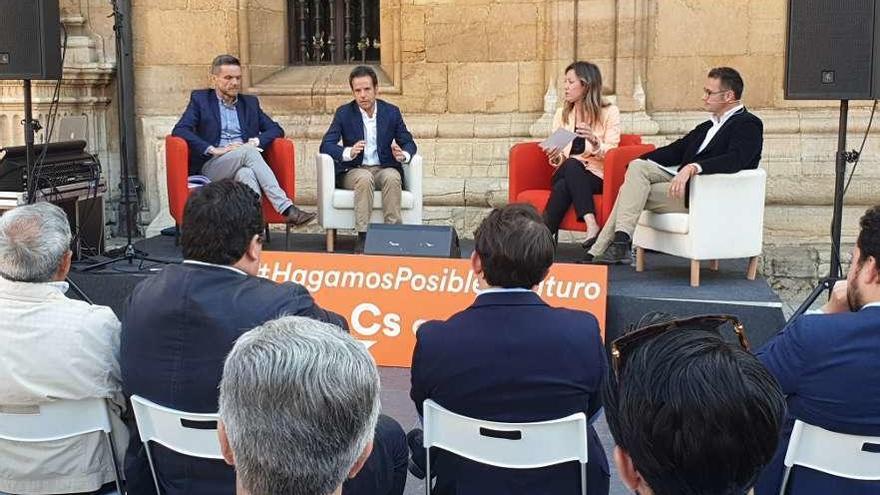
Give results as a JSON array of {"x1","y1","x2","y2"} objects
[{"x1": 31, "y1": 23, "x2": 68, "y2": 194}]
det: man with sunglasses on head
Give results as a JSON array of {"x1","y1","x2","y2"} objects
[
  {"x1": 408, "y1": 203, "x2": 610, "y2": 495},
  {"x1": 120, "y1": 180, "x2": 407, "y2": 495},
  {"x1": 754, "y1": 205, "x2": 880, "y2": 495},
  {"x1": 603, "y1": 316, "x2": 786, "y2": 495},
  {"x1": 586, "y1": 66, "x2": 763, "y2": 264}
]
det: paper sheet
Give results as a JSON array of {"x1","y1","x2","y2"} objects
[{"x1": 539, "y1": 128, "x2": 578, "y2": 151}]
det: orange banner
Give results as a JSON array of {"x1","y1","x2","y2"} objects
[{"x1": 259, "y1": 252, "x2": 608, "y2": 367}]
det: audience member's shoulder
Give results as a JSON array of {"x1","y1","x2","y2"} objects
[
  {"x1": 552, "y1": 305, "x2": 601, "y2": 331},
  {"x1": 65, "y1": 296, "x2": 119, "y2": 330}
]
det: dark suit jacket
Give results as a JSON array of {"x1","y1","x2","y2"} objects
[
  {"x1": 754, "y1": 306, "x2": 880, "y2": 495},
  {"x1": 171, "y1": 89, "x2": 284, "y2": 175},
  {"x1": 319, "y1": 99, "x2": 417, "y2": 185},
  {"x1": 120, "y1": 262, "x2": 347, "y2": 495},
  {"x1": 410, "y1": 291, "x2": 610, "y2": 495}
]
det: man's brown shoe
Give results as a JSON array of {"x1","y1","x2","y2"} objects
[{"x1": 285, "y1": 206, "x2": 316, "y2": 226}]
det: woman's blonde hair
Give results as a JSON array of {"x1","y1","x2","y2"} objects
[{"x1": 562, "y1": 61, "x2": 608, "y2": 127}]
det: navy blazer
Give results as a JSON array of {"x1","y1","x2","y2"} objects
[
  {"x1": 120, "y1": 262, "x2": 347, "y2": 495},
  {"x1": 171, "y1": 89, "x2": 284, "y2": 175},
  {"x1": 410, "y1": 291, "x2": 610, "y2": 495},
  {"x1": 755, "y1": 307, "x2": 880, "y2": 495},
  {"x1": 319, "y1": 99, "x2": 417, "y2": 184}
]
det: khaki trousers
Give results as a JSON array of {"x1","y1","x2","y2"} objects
[
  {"x1": 342, "y1": 165, "x2": 403, "y2": 232},
  {"x1": 589, "y1": 159, "x2": 688, "y2": 256}
]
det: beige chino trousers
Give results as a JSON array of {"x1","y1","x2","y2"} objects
[
  {"x1": 342, "y1": 165, "x2": 403, "y2": 232},
  {"x1": 589, "y1": 159, "x2": 688, "y2": 256}
]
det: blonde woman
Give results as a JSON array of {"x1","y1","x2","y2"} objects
[{"x1": 544, "y1": 61, "x2": 621, "y2": 252}]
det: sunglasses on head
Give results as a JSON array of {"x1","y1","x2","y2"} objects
[{"x1": 610, "y1": 314, "x2": 751, "y2": 377}]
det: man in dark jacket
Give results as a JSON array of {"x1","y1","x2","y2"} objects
[
  {"x1": 172, "y1": 54, "x2": 314, "y2": 225},
  {"x1": 319, "y1": 65, "x2": 417, "y2": 252},
  {"x1": 121, "y1": 180, "x2": 407, "y2": 495},
  {"x1": 408, "y1": 204, "x2": 610, "y2": 495},
  {"x1": 587, "y1": 66, "x2": 763, "y2": 264}
]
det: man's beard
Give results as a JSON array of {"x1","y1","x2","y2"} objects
[{"x1": 847, "y1": 284, "x2": 863, "y2": 312}]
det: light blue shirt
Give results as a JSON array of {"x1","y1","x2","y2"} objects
[{"x1": 217, "y1": 94, "x2": 243, "y2": 148}]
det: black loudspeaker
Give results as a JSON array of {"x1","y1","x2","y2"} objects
[
  {"x1": 785, "y1": 0, "x2": 880, "y2": 99},
  {"x1": 0, "y1": 0, "x2": 62, "y2": 80},
  {"x1": 364, "y1": 224, "x2": 462, "y2": 258}
]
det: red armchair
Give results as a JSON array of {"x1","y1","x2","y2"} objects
[
  {"x1": 508, "y1": 134, "x2": 655, "y2": 231},
  {"x1": 165, "y1": 136, "x2": 297, "y2": 244}
]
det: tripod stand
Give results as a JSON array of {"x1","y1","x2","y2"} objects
[
  {"x1": 790, "y1": 100, "x2": 859, "y2": 319},
  {"x1": 80, "y1": 0, "x2": 169, "y2": 272}
]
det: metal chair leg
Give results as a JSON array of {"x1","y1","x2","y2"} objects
[
  {"x1": 144, "y1": 442, "x2": 161, "y2": 495},
  {"x1": 105, "y1": 432, "x2": 126, "y2": 495}
]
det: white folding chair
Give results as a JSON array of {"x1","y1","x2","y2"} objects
[
  {"x1": 0, "y1": 398, "x2": 124, "y2": 495},
  {"x1": 130, "y1": 395, "x2": 223, "y2": 495},
  {"x1": 779, "y1": 419, "x2": 880, "y2": 495},
  {"x1": 421, "y1": 399, "x2": 589, "y2": 495}
]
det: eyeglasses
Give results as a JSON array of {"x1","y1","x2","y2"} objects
[
  {"x1": 703, "y1": 88, "x2": 729, "y2": 98},
  {"x1": 610, "y1": 314, "x2": 751, "y2": 377}
]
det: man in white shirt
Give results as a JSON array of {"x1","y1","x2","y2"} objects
[
  {"x1": 0, "y1": 202, "x2": 126, "y2": 495},
  {"x1": 320, "y1": 66, "x2": 417, "y2": 253},
  {"x1": 586, "y1": 67, "x2": 764, "y2": 264}
]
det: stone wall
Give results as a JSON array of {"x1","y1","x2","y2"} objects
[{"x1": 3, "y1": 0, "x2": 875, "y2": 304}]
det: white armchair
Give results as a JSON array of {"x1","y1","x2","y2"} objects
[
  {"x1": 316, "y1": 153, "x2": 424, "y2": 252},
  {"x1": 632, "y1": 168, "x2": 766, "y2": 287}
]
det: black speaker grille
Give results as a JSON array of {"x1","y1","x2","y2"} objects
[
  {"x1": 786, "y1": 0, "x2": 878, "y2": 99},
  {"x1": 0, "y1": 0, "x2": 62, "y2": 80}
]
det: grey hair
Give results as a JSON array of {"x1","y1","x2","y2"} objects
[
  {"x1": 219, "y1": 316, "x2": 380, "y2": 495},
  {"x1": 211, "y1": 54, "x2": 241, "y2": 74},
  {"x1": 0, "y1": 202, "x2": 71, "y2": 282}
]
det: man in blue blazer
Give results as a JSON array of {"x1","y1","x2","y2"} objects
[
  {"x1": 755, "y1": 205, "x2": 880, "y2": 495},
  {"x1": 319, "y1": 66, "x2": 417, "y2": 252},
  {"x1": 408, "y1": 204, "x2": 610, "y2": 495},
  {"x1": 121, "y1": 180, "x2": 407, "y2": 495},
  {"x1": 172, "y1": 54, "x2": 314, "y2": 226}
]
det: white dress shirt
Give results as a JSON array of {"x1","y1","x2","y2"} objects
[
  {"x1": 342, "y1": 105, "x2": 410, "y2": 164},
  {"x1": 0, "y1": 277, "x2": 127, "y2": 495},
  {"x1": 682, "y1": 103, "x2": 746, "y2": 174},
  {"x1": 697, "y1": 103, "x2": 744, "y2": 155}
]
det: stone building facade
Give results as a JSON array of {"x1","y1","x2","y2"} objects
[{"x1": 1, "y1": 0, "x2": 878, "y2": 300}]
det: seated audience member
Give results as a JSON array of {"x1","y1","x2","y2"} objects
[
  {"x1": 543, "y1": 61, "x2": 621, "y2": 251},
  {"x1": 121, "y1": 180, "x2": 406, "y2": 495},
  {"x1": 0, "y1": 203, "x2": 127, "y2": 495},
  {"x1": 408, "y1": 203, "x2": 610, "y2": 495},
  {"x1": 587, "y1": 66, "x2": 762, "y2": 264},
  {"x1": 172, "y1": 54, "x2": 315, "y2": 226},
  {"x1": 218, "y1": 316, "x2": 383, "y2": 495},
  {"x1": 603, "y1": 316, "x2": 785, "y2": 495},
  {"x1": 319, "y1": 65, "x2": 417, "y2": 253},
  {"x1": 755, "y1": 205, "x2": 880, "y2": 495}
]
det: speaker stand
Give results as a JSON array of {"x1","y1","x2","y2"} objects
[
  {"x1": 79, "y1": 0, "x2": 172, "y2": 273},
  {"x1": 790, "y1": 99, "x2": 856, "y2": 319},
  {"x1": 21, "y1": 80, "x2": 40, "y2": 204}
]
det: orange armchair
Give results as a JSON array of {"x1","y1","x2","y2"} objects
[
  {"x1": 165, "y1": 136, "x2": 297, "y2": 242},
  {"x1": 508, "y1": 134, "x2": 655, "y2": 231}
]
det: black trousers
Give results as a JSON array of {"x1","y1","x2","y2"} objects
[
  {"x1": 343, "y1": 414, "x2": 409, "y2": 495},
  {"x1": 543, "y1": 158, "x2": 604, "y2": 234}
]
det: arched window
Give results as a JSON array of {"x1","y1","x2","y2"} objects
[{"x1": 288, "y1": 0, "x2": 380, "y2": 65}]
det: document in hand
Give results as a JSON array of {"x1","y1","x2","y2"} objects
[{"x1": 539, "y1": 128, "x2": 578, "y2": 151}]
